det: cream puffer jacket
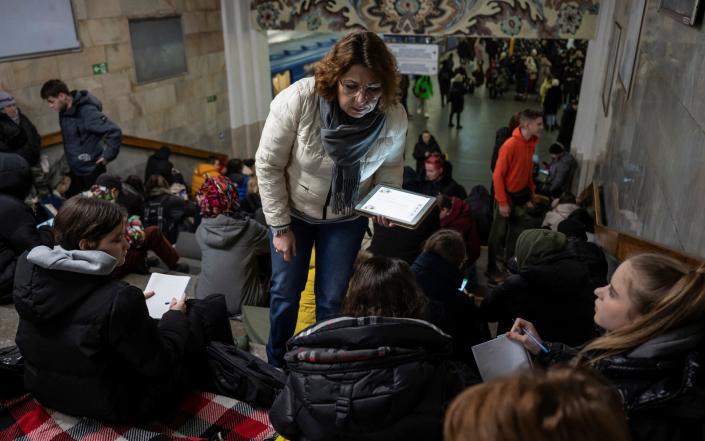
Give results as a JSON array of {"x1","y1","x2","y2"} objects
[{"x1": 255, "y1": 77, "x2": 408, "y2": 227}]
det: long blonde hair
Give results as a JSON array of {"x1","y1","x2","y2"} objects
[{"x1": 579, "y1": 253, "x2": 705, "y2": 364}]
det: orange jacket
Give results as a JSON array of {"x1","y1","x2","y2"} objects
[
  {"x1": 492, "y1": 127, "x2": 537, "y2": 207},
  {"x1": 191, "y1": 163, "x2": 221, "y2": 197}
]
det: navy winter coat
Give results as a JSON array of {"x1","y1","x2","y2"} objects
[{"x1": 59, "y1": 90, "x2": 121, "y2": 175}]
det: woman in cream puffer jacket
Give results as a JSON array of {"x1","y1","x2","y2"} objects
[{"x1": 255, "y1": 31, "x2": 407, "y2": 367}]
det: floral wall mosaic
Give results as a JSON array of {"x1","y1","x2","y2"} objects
[{"x1": 250, "y1": 0, "x2": 600, "y2": 39}]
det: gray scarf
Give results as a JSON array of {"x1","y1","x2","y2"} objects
[{"x1": 319, "y1": 97, "x2": 386, "y2": 215}]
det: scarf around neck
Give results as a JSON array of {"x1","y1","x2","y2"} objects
[{"x1": 319, "y1": 97, "x2": 386, "y2": 215}]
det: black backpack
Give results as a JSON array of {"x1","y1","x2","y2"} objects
[
  {"x1": 207, "y1": 342, "x2": 286, "y2": 409},
  {"x1": 0, "y1": 345, "x2": 24, "y2": 397}
]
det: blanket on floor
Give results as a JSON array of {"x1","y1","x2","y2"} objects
[{"x1": 0, "y1": 391, "x2": 277, "y2": 441}]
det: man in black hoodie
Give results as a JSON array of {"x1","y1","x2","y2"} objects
[
  {"x1": 40, "y1": 79, "x2": 122, "y2": 196},
  {"x1": 0, "y1": 153, "x2": 53, "y2": 303}
]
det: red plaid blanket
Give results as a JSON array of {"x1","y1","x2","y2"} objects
[{"x1": 0, "y1": 391, "x2": 277, "y2": 441}]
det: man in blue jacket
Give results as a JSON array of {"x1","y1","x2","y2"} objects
[{"x1": 40, "y1": 79, "x2": 122, "y2": 196}]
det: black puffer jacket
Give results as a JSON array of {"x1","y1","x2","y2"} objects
[
  {"x1": 0, "y1": 153, "x2": 52, "y2": 302},
  {"x1": 13, "y1": 246, "x2": 191, "y2": 423},
  {"x1": 481, "y1": 248, "x2": 598, "y2": 346},
  {"x1": 270, "y1": 316, "x2": 465, "y2": 441},
  {"x1": 541, "y1": 323, "x2": 705, "y2": 441},
  {"x1": 0, "y1": 112, "x2": 41, "y2": 166},
  {"x1": 412, "y1": 251, "x2": 491, "y2": 368}
]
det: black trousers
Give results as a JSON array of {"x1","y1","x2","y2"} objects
[{"x1": 66, "y1": 164, "x2": 106, "y2": 197}]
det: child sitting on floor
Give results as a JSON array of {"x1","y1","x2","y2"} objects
[{"x1": 13, "y1": 197, "x2": 231, "y2": 424}]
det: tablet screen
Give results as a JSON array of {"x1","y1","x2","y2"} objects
[{"x1": 356, "y1": 185, "x2": 436, "y2": 227}]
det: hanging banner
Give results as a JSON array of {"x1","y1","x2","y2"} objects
[
  {"x1": 250, "y1": 0, "x2": 600, "y2": 40},
  {"x1": 387, "y1": 43, "x2": 439, "y2": 75}
]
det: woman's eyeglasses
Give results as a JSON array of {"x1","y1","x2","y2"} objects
[{"x1": 339, "y1": 80, "x2": 383, "y2": 99}]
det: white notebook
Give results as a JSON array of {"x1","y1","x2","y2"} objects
[
  {"x1": 471, "y1": 335, "x2": 533, "y2": 381},
  {"x1": 144, "y1": 273, "x2": 190, "y2": 319}
]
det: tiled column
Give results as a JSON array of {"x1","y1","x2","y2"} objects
[{"x1": 221, "y1": 0, "x2": 272, "y2": 159}]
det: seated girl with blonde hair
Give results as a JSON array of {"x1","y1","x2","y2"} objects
[{"x1": 508, "y1": 253, "x2": 705, "y2": 441}]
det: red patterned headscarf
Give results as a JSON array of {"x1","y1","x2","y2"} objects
[{"x1": 196, "y1": 175, "x2": 239, "y2": 218}]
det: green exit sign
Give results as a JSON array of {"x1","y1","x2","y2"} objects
[
  {"x1": 92, "y1": 62, "x2": 108, "y2": 75},
  {"x1": 207, "y1": 95, "x2": 217, "y2": 103}
]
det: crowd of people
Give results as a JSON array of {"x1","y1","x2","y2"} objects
[{"x1": 1, "y1": 31, "x2": 703, "y2": 441}]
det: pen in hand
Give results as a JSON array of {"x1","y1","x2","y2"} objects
[{"x1": 519, "y1": 326, "x2": 549, "y2": 353}]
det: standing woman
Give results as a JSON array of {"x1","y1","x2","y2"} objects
[{"x1": 255, "y1": 31, "x2": 407, "y2": 367}]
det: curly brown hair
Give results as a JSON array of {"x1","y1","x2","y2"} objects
[{"x1": 315, "y1": 31, "x2": 399, "y2": 111}]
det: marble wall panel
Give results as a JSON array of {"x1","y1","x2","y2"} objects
[
  {"x1": 11, "y1": 58, "x2": 60, "y2": 89},
  {"x1": 101, "y1": 72, "x2": 133, "y2": 99},
  {"x1": 86, "y1": 0, "x2": 122, "y2": 19},
  {"x1": 1, "y1": 0, "x2": 229, "y2": 164},
  {"x1": 205, "y1": 10, "x2": 222, "y2": 32},
  {"x1": 182, "y1": 11, "x2": 207, "y2": 34},
  {"x1": 119, "y1": 0, "x2": 184, "y2": 16},
  {"x1": 85, "y1": 18, "x2": 130, "y2": 46},
  {"x1": 597, "y1": 1, "x2": 705, "y2": 257},
  {"x1": 0, "y1": 63, "x2": 16, "y2": 91},
  {"x1": 72, "y1": 0, "x2": 88, "y2": 20},
  {"x1": 105, "y1": 43, "x2": 134, "y2": 72},
  {"x1": 56, "y1": 46, "x2": 108, "y2": 80}
]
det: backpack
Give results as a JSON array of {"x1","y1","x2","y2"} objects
[
  {"x1": 143, "y1": 198, "x2": 166, "y2": 232},
  {"x1": 206, "y1": 342, "x2": 286, "y2": 409},
  {"x1": 0, "y1": 345, "x2": 24, "y2": 397}
]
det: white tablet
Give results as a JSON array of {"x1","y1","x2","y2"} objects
[{"x1": 355, "y1": 184, "x2": 437, "y2": 229}]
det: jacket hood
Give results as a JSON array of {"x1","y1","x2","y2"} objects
[
  {"x1": 27, "y1": 245, "x2": 117, "y2": 275},
  {"x1": 515, "y1": 229, "x2": 567, "y2": 270},
  {"x1": 65, "y1": 90, "x2": 102, "y2": 116},
  {"x1": 411, "y1": 251, "x2": 463, "y2": 297},
  {"x1": 628, "y1": 323, "x2": 705, "y2": 359},
  {"x1": 287, "y1": 316, "x2": 452, "y2": 364},
  {"x1": 441, "y1": 197, "x2": 471, "y2": 226},
  {"x1": 197, "y1": 214, "x2": 250, "y2": 249},
  {"x1": 0, "y1": 152, "x2": 31, "y2": 199},
  {"x1": 154, "y1": 146, "x2": 171, "y2": 159},
  {"x1": 14, "y1": 247, "x2": 118, "y2": 322}
]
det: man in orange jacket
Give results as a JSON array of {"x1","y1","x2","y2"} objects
[{"x1": 486, "y1": 109, "x2": 544, "y2": 281}]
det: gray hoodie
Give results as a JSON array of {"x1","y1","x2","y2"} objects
[
  {"x1": 195, "y1": 214, "x2": 269, "y2": 315},
  {"x1": 27, "y1": 245, "x2": 117, "y2": 275}
]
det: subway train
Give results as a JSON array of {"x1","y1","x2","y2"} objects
[{"x1": 268, "y1": 33, "x2": 453, "y2": 96}]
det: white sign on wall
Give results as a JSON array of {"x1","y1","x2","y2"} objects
[{"x1": 387, "y1": 43, "x2": 439, "y2": 75}]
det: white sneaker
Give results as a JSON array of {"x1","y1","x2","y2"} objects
[
  {"x1": 417, "y1": 108, "x2": 422, "y2": 115},
  {"x1": 424, "y1": 112, "x2": 430, "y2": 118}
]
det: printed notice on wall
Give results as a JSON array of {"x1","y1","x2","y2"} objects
[{"x1": 387, "y1": 43, "x2": 439, "y2": 75}]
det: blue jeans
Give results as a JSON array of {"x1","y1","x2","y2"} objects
[{"x1": 266, "y1": 216, "x2": 368, "y2": 367}]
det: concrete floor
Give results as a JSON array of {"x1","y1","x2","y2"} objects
[{"x1": 0, "y1": 84, "x2": 549, "y2": 350}]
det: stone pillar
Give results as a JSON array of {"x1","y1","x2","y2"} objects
[
  {"x1": 572, "y1": 0, "x2": 617, "y2": 191},
  {"x1": 220, "y1": 0, "x2": 272, "y2": 158}
]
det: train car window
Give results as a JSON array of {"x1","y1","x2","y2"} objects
[{"x1": 272, "y1": 70, "x2": 292, "y2": 96}]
